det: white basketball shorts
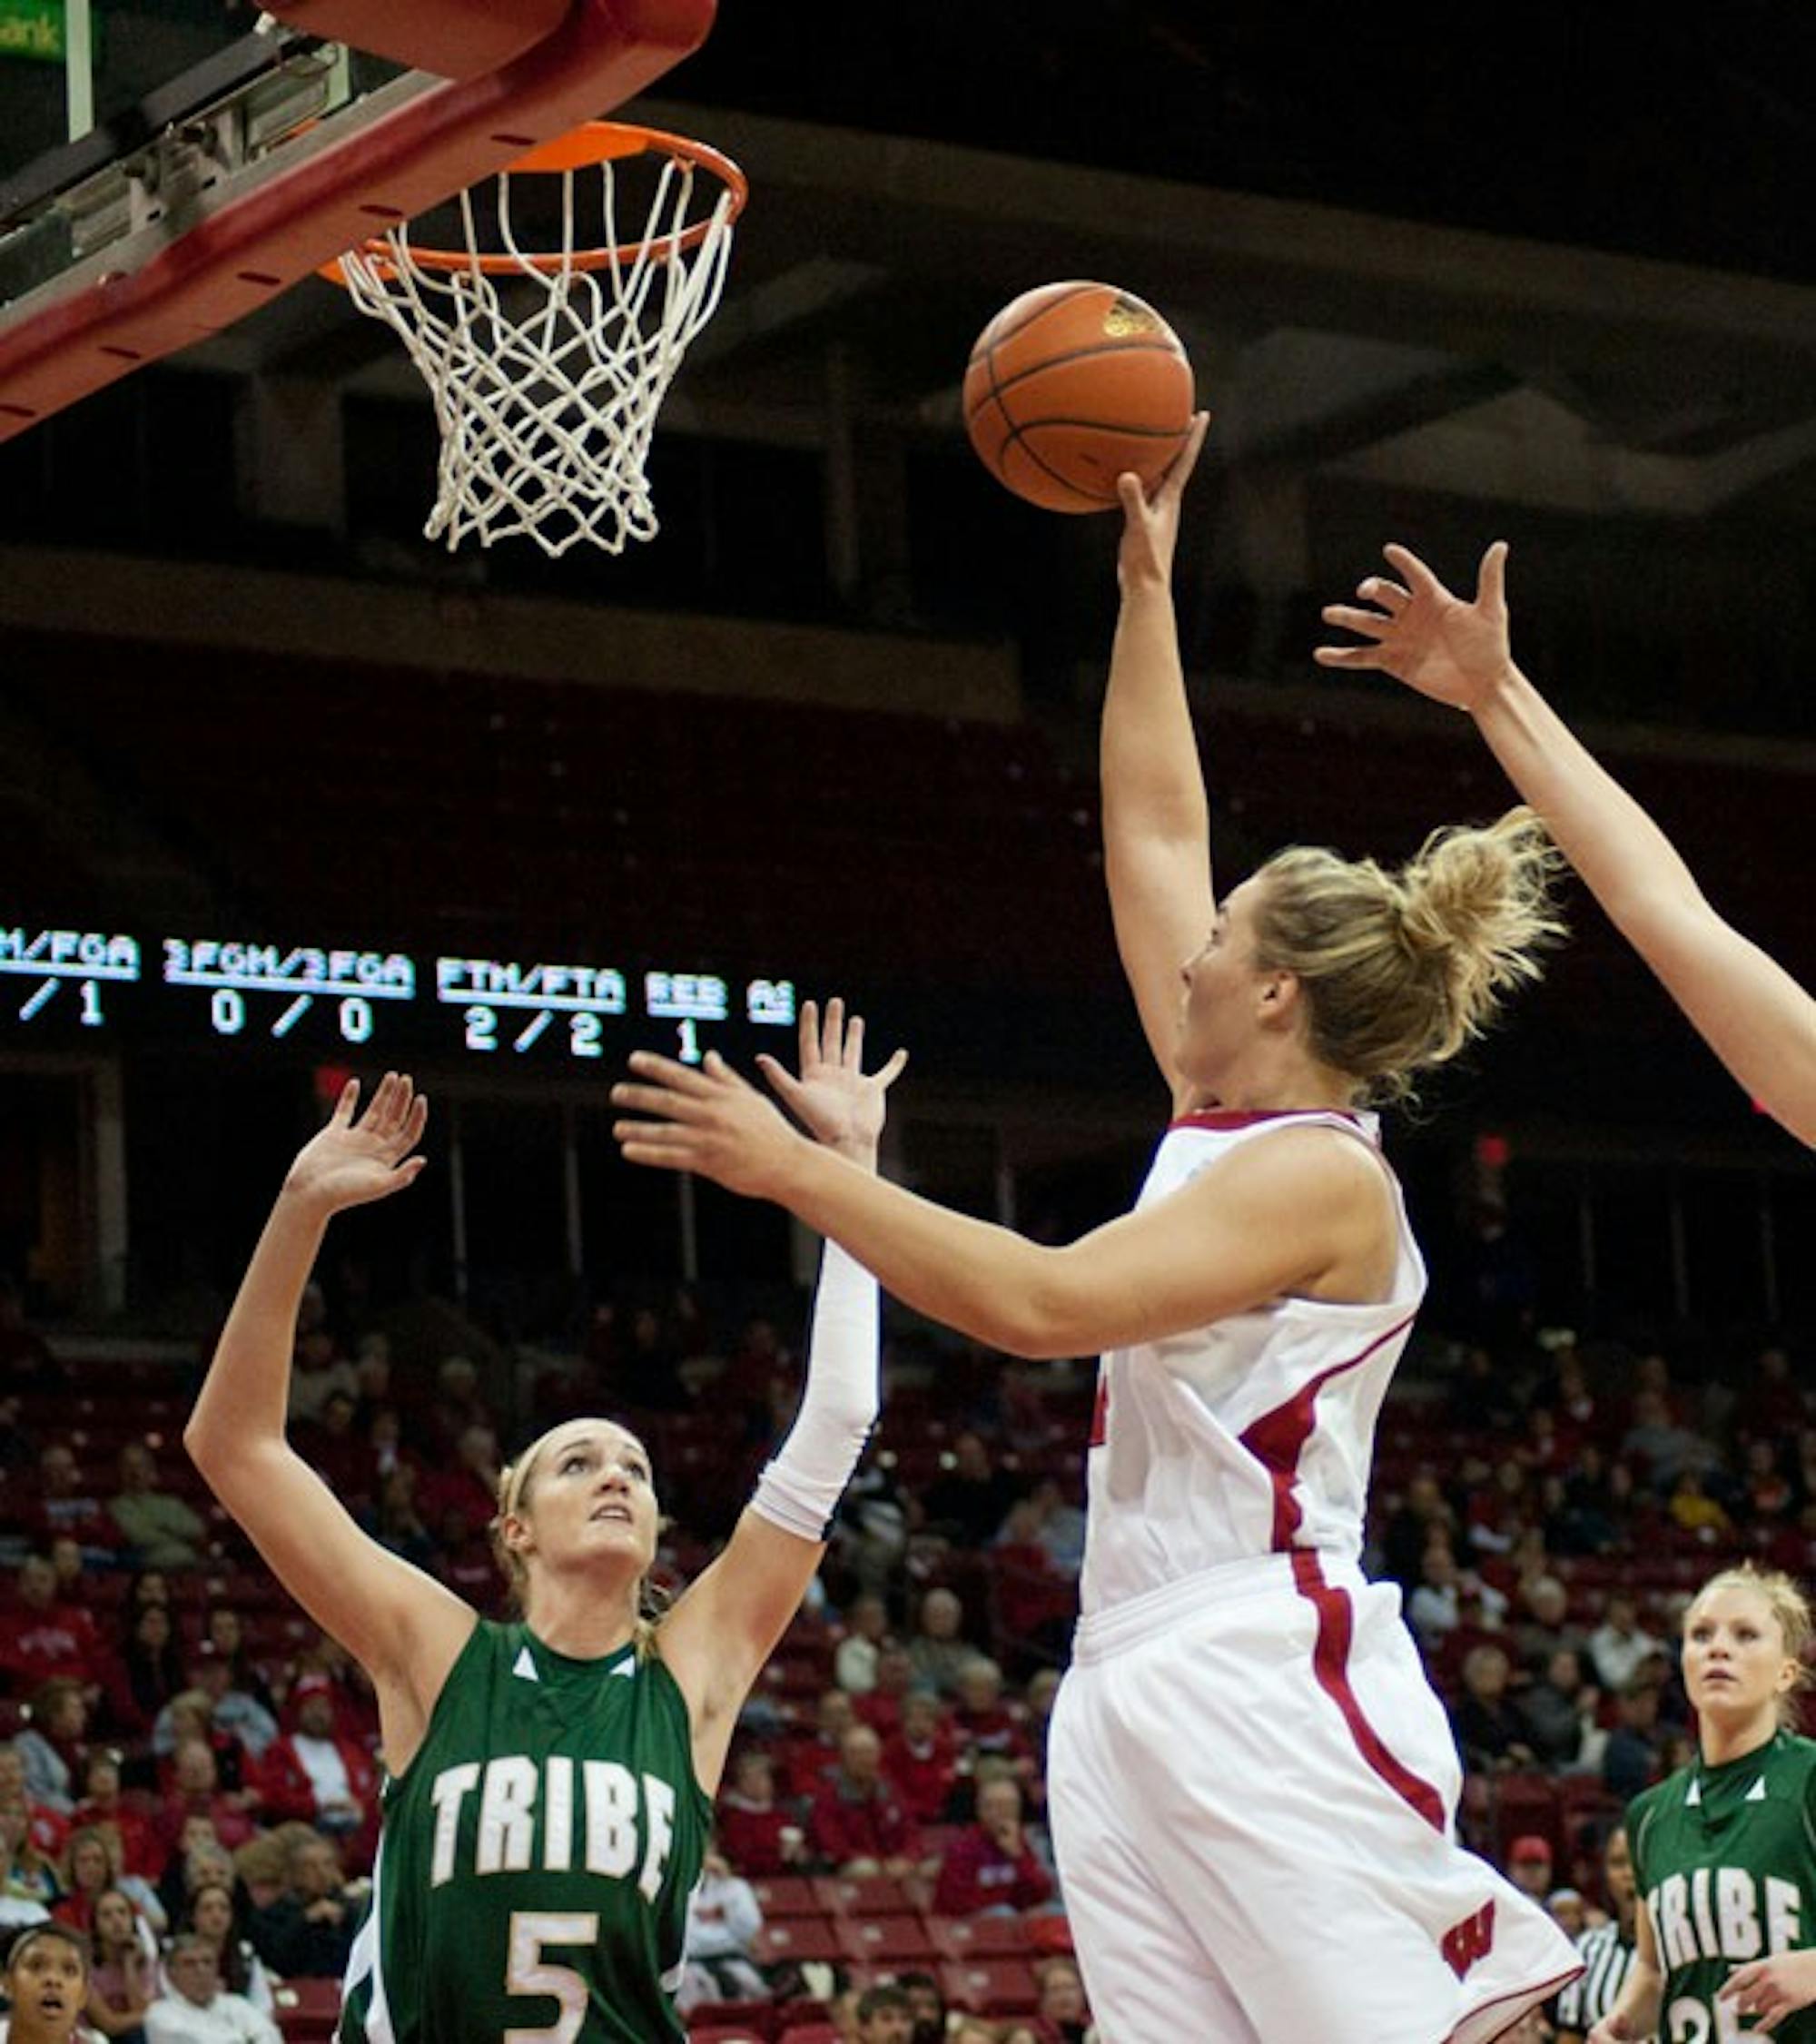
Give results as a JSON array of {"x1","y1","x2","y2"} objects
[{"x1": 1047, "y1": 1551, "x2": 1582, "y2": 2044}]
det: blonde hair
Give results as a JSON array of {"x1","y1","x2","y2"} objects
[
  {"x1": 491, "y1": 1423, "x2": 666, "y2": 1656},
  {"x1": 1249, "y1": 806, "x2": 1567, "y2": 1104},
  {"x1": 1689, "y1": 1563, "x2": 1813, "y2": 1727}
]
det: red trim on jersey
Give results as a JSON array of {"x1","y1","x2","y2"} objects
[
  {"x1": 1169, "y1": 1107, "x2": 1372, "y2": 1134},
  {"x1": 1238, "y1": 1311, "x2": 1442, "y2": 1831},
  {"x1": 1237, "y1": 1313, "x2": 1416, "y2": 1548},
  {"x1": 1449, "y1": 1965, "x2": 1585, "y2": 2044},
  {"x1": 1293, "y1": 1547, "x2": 1446, "y2": 1833}
]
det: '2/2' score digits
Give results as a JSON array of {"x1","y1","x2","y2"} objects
[{"x1": 441, "y1": 960, "x2": 796, "y2": 1063}]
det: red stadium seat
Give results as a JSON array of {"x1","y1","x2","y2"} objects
[
  {"x1": 753, "y1": 1918, "x2": 842, "y2": 1965},
  {"x1": 687, "y1": 2028, "x2": 772, "y2": 2044},
  {"x1": 273, "y1": 1978, "x2": 341, "y2": 2042},
  {"x1": 812, "y1": 1874, "x2": 911, "y2": 1917},
  {"x1": 835, "y1": 1914, "x2": 937, "y2": 1966},
  {"x1": 941, "y1": 1958, "x2": 1041, "y2": 2016},
  {"x1": 748, "y1": 1876, "x2": 821, "y2": 1918},
  {"x1": 775, "y1": 2028, "x2": 841, "y2": 2044},
  {"x1": 927, "y1": 1913, "x2": 1032, "y2": 1960}
]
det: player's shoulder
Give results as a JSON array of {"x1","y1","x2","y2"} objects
[{"x1": 1626, "y1": 1767, "x2": 1689, "y2": 1859}]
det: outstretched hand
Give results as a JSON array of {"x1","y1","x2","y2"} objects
[
  {"x1": 283, "y1": 1073, "x2": 428, "y2": 1217},
  {"x1": 1314, "y1": 541, "x2": 1515, "y2": 712},
  {"x1": 755, "y1": 996, "x2": 908, "y2": 1162},
  {"x1": 1719, "y1": 1949, "x2": 1816, "y2": 2031},
  {"x1": 1116, "y1": 410, "x2": 1210, "y2": 594},
  {"x1": 613, "y1": 1051, "x2": 802, "y2": 1199}
]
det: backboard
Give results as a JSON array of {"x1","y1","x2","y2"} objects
[{"x1": 0, "y1": 0, "x2": 716, "y2": 434}]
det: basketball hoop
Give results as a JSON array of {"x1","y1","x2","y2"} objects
[{"x1": 329, "y1": 122, "x2": 745, "y2": 556}]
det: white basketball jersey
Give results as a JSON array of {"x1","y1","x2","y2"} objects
[{"x1": 1080, "y1": 1107, "x2": 1426, "y2": 1617}]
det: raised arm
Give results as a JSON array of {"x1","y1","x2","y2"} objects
[
  {"x1": 613, "y1": 1049, "x2": 1394, "y2": 1362},
  {"x1": 1318, "y1": 543, "x2": 1816, "y2": 1147},
  {"x1": 656, "y1": 1000, "x2": 906, "y2": 1794},
  {"x1": 183, "y1": 1074, "x2": 475, "y2": 1767},
  {"x1": 1101, "y1": 414, "x2": 1215, "y2": 1101}
]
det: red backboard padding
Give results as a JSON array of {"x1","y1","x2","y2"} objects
[
  {"x1": 0, "y1": 0, "x2": 715, "y2": 438},
  {"x1": 262, "y1": 0, "x2": 569, "y2": 82}
]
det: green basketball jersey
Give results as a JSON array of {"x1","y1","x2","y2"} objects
[
  {"x1": 1629, "y1": 1730, "x2": 1816, "y2": 2043},
  {"x1": 339, "y1": 1620, "x2": 712, "y2": 2044}
]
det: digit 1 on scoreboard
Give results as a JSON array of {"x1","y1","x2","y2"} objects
[
  {"x1": 80, "y1": 982, "x2": 104, "y2": 1028},
  {"x1": 676, "y1": 1019, "x2": 701, "y2": 1065}
]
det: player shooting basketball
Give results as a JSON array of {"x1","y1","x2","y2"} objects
[
  {"x1": 1318, "y1": 542, "x2": 1816, "y2": 1149},
  {"x1": 184, "y1": 1001, "x2": 904, "y2": 2044},
  {"x1": 612, "y1": 417, "x2": 1584, "y2": 2040}
]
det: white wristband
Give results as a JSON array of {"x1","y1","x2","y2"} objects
[{"x1": 749, "y1": 1238, "x2": 878, "y2": 1543}]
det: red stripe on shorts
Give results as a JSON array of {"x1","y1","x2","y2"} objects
[
  {"x1": 1291, "y1": 1546, "x2": 1446, "y2": 1833},
  {"x1": 1239, "y1": 1313, "x2": 1445, "y2": 1832}
]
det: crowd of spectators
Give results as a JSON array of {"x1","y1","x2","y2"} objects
[{"x1": 5, "y1": 1262, "x2": 1814, "y2": 2039}]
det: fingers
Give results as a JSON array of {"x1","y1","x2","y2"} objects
[
  {"x1": 822, "y1": 994, "x2": 847, "y2": 1067},
  {"x1": 611, "y1": 1080, "x2": 709, "y2": 1123},
  {"x1": 1311, "y1": 644, "x2": 1384, "y2": 670},
  {"x1": 755, "y1": 1053, "x2": 808, "y2": 1115},
  {"x1": 1160, "y1": 410, "x2": 1210, "y2": 494},
  {"x1": 625, "y1": 1049, "x2": 718, "y2": 1094},
  {"x1": 331, "y1": 1078, "x2": 360, "y2": 1126},
  {"x1": 876, "y1": 1047, "x2": 910, "y2": 1088},
  {"x1": 1357, "y1": 576, "x2": 1410, "y2": 612},
  {"x1": 1477, "y1": 538, "x2": 1509, "y2": 612},
  {"x1": 1116, "y1": 472, "x2": 1146, "y2": 520},
  {"x1": 1381, "y1": 542, "x2": 1448, "y2": 600},
  {"x1": 797, "y1": 996, "x2": 820, "y2": 1074},
  {"x1": 843, "y1": 1009, "x2": 864, "y2": 1071},
  {"x1": 1320, "y1": 602, "x2": 1394, "y2": 642}
]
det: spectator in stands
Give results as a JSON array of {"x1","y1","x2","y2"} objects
[
  {"x1": 835, "y1": 1447, "x2": 912, "y2": 1600},
  {"x1": 180, "y1": 1881, "x2": 273, "y2": 2015},
  {"x1": 950, "y1": 2023, "x2": 1000, "y2": 2044},
  {"x1": 182, "y1": 1648, "x2": 278, "y2": 1763},
  {"x1": 922, "y1": 1433, "x2": 1020, "y2": 1549},
  {"x1": 53, "y1": 1825, "x2": 164, "y2": 1937},
  {"x1": 1587, "y1": 1591, "x2": 1660, "y2": 1696},
  {"x1": 1382, "y1": 1472, "x2": 1457, "y2": 1592},
  {"x1": 1447, "y1": 1345, "x2": 1524, "y2": 1437},
  {"x1": 675, "y1": 1834, "x2": 767, "y2": 2016},
  {"x1": 247, "y1": 1831, "x2": 360, "y2": 1981},
  {"x1": 1505, "y1": 1834, "x2": 1554, "y2": 1904},
  {"x1": 715, "y1": 1748, "x2": 804, "y2": 1876},
  {"x1": 1513, "y1": 1575, "x2": 1585, "y2": 1674},
  {"x1": 0, "y1": 1794, "x2": 53, "y2": 1934},
  {"x1": 1407, "y1": 1541, "x2": 1466, "y2": 1647},
  {"x1": 197, "y1": 1614, "x2": 272, "y2": 1718},
  {"x1": 1741, "y1": 1437, "x2": 1796, "y2": 1528},
  {"x1": 108, "y1": 1447, "x2": 206, "y2": 1575},
  {"x1": 17, "y1": 1679, "x2": 86, "y2": 1812},
  {"x1": 853, "y1": 1643, "x2": 916, "y2": 1740},
  {"x1": 259, "y1": 1673, "x2": 376, "y2": 1866},
  {"x1": 154, "y1": 1827, "x2": 236, "y2": 1936},
  {"x1": 1734, "y1": 1345, "x2": 1806, "y2": 1446},
  {"x1": 933, "y1": 1772, "x2": 1052, "y2": 1916},
  {"x1": 419, "y1": 1423, "x2": 504, "y2": 1543},
  {"x1": 1030, "y1": 1956, "x2": 1093, "y2": 2043},
  {"x1": 1453, "y1": 1644, "x2": 1536, "y2": 1772},
  {"x1": 1, "y1": 1554, "x2": 104, "y2": 1693},
  {"x1": 28, "y1": 1445, "x2": 122, "y2": 1563},
  {"x1": 789, "y1": 1688, "x2": 859, "y2": 1802},
  {"x1": 885, "y1": 1689, "x2": 960, "y2": 1825},
  {"x1": 951, "y1": 1659, "x2": 1035, "y2": 1787},
  {"x1": 1601, "y1": 1679, "x2": 1665, "y2": 1802},
  {"x1": 1620, "y1": 1388, "x2": 1718, "y2": 1493},
  {"x1": 285, "y1": 1318, "x2": 356, "y2": 1432},
  {"x1": 71, "y1": 1753, "x2": 157, "y2": 1878},
  {"x1": 1665, "y1": 1467, "x2": 1732, "y2": 1546},
  {"x1": 45, "y1": 1538, "x2": 88, "y2": 1610},
  {"x1": 3, "y1": 1921, "x2": 91, "y2": 2044},
  {"x1": 85, "y1": 1885, "x2": 159, "y2": 2042},
  {"x1": 834, "y1": 1592, "x2": 893, "y2": 1694},
  {"x1": 106, "y1": 1603, "x2": 187, "y2": 1739},
  {"x1": 1, "y1": 1792, "x2": 58, "y2": 1904},
  {"x1": 895, "y1": 1970, "x2": 947, "y2": 2044},
  {"x1": 852, "y1": 1983, "x2": 913, "y2": 2044},
  {"x1": 156, "y1": 1741, "x2": 257, "y2": 1856},
  {"x1": 294, "y1": 1390, "x2": 374, "y2": 1512},
  {"x1": 143, "y1": 1935, "x2": 281, "y2": 2044},
  {"x1": 361, "y1": 1462, "x2": 435, "y2": 1569},
  {"x1": 153, "y1": 1694, "x2": 257, "y2": 1805},
  {"x1": 907, "y1": 1588, "x2": 977, "y2": 1698},
  {"x1": 1522, "y1": 1648, "x2": 1603, "y2": 1773},
  {"x1": 1024, "y1": 1665, "x2": 1060, "y2": 1787},
  {"x1": 809, "y1": 1722, "x2": 920, "y2": 1879}
]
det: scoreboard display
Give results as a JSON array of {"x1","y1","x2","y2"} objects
[{"x1": 0, "y1": 919, "x2": 797, "y2": 1065}]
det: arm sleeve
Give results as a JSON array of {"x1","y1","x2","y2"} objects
[{"x1": 749, "y1": 1240, "x2": 878, "y2": 1543}]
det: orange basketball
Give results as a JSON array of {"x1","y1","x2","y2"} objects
[{"x1": 963, "y1": 281, "x2": 1196, "y2": 513}]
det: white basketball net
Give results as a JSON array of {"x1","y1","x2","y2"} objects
[{"x1": 335, "y1": 143, "x2": 737, "y2": 556}]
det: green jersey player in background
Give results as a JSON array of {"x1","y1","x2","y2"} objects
[
  {"x1": 1590, "y1": 1566, "x2": 1816, "y2": 2042},
  {"x1": 184, "y1": 1001, "x2": 905, "y2": 2044}
]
